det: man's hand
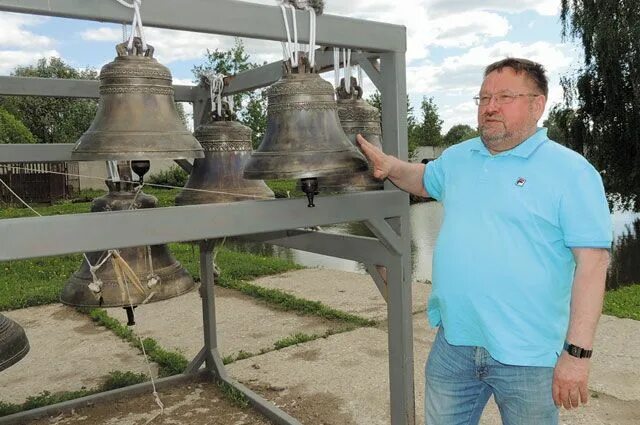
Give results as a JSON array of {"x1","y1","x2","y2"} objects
[
  {"x1": 552, "y1": 351, "x2": 591, "y2": 409},
  {"x1": 356, "y1": 134, "x2": 391, "y2": 180}
]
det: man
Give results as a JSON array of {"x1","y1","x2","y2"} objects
[{"x1": 357, "y1": 58, "x2": 611, "y2": 424}]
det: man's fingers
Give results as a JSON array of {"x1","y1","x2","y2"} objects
[
  {"x1": 579, "y1": 384, "x2": 589, "y2": 405},
  {"x1": 552, "y1": 381, "x2": 561, "y2": 407},
  {"x1": 561, "y1": 388, "x2": 572, "y2": 410},
  {"x1": 569, "y1": 388, "x2": 580, "y2": 409}
]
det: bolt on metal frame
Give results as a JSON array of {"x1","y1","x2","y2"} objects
[{"x1": 0, "y1": 1, "x2": 414, "y2": 424}]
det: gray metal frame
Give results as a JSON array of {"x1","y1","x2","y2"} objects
[{"x1": 0, "y1": 1, "x2": 414, "y2": 424}]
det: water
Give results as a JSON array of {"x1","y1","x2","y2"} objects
[{"x1": 229, "y1": 202, "x2": 640, "y2": 288}]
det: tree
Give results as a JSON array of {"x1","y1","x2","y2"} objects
[
  {"x1": 192, "y1": 38, "x2": 267, "y2": 148},
  {"x1": 0, "y1": 107, "x2": 36, "y2": 144},
  {"x1": 366, "y1": 91, "x2": 421, "y2": 158},
  {"x1": 543, "y1": 104, "x2": 579, "y2": 151},
  {"x1": 560, "y1": 1, "x2": 640, "y2": 210},
  {"x1": 0, "y1": 57, "x2": 98, "y2": 144},
  {"x1": 443, "y1": 124, "x2": 478, "y2": 146},
  {"x1": 413, "y1": 96, "x2": 443, "y2": 147}
]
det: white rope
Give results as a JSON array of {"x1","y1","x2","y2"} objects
[
  {"x1": 114, "y1": 0, "x2": 147, "y2": 52},
  {"x1": 342, "y1": 49, "x2": 352, "y2": 93},
  {"x1": 333, "y1": 47, "x2": 340, "y2": 88},
  {"x1": 306, "y1": 5, "x2": 317, "y2": 68},
  {"x1": 206, "y1": 73, "x2": 225, "y2": 116},
  {"x1": 5, "y1": 165, "x2": 274, "y2": 200},
  {"x1": 278, "y1": 1, "x2": 298, "y2": 68},
  {"x1": 358, "y1": 64, "x2": 363, "y2": 88}
]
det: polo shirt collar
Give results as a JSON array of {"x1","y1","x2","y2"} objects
[{"x1": 469, "y1": 127, "x2": 548, "y2": 158}]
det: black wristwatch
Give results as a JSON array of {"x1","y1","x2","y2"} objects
[{"x1": 563, "y1": 341, "x2": 593, "y2": 359}]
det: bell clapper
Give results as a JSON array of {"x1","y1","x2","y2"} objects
[
  {"x1": 124, "y1": 305, "x2": 137, "y2": 326},
  {"x1": 131, "y1": 160, "x2": 151, "y2": 184},
  {"x1": 300, "y1": 177, "x2": 319, "y2": 207}
]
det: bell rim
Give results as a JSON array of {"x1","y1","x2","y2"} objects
[{"x1": 0, "y1": 316, "x2": 30, "y2": 372}]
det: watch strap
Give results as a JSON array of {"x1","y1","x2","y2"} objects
[{"x1": 563, "y1": 341, "x2": 593, "y2": 359}]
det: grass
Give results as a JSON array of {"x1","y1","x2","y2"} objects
[
  {"x1": 603, "y1": 283, "x2": 640, "y2": 321},
  {"x1": 0, "y1": 371, "x2": 148, "y2": 417}
]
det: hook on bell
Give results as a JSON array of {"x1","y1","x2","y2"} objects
[{"x1": 71, "y1": 38, "x2": 204, "y2": 161}]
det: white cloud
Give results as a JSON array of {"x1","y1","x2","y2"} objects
[
  {"x1": 0, "y1": 49, "x2": 60, "y2": 74},
  {"x1": 0, "y1": 12, "x2": 54, "y2": 49},
  {"x1": 80, "y1": 26, "x2": 281, "y2": 65},
  {"x1": 426, "y1": 0, "x2": 560, "y2": 17}
]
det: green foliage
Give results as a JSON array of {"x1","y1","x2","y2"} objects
[
  {"x1": 274, "y1": 332, "x2": 319, "y2": 350},
  {"x1": 443, "y1": 124, "x2": 478, "y2": 146},
  {"x1": 265, "y1": 179, "x2": 304, "y2": 198},
  {"x1": 0, "y1": 57, "x2": 98, "y2": 144},
  {"x1": 216, "y1": 380, "x2": 249, "y2": 408},
  {"x1": 412, "y1": 96, "x2": 443, "y2": 148},
  {"x1": 192, "y1": 39, "x2": 267, "y2": 148},
  {"x1": 0, "y1": 107, "x2": 36, "y2": 144},
  {"x1": 101, "y1": 371, "x2": 148, "y2": 390},
  {"x1": 147, "y1": 166, "x2": 189, "y2": 189},
  {"x1": 543, "y1": 104, "x2": 579, "y2": 150},
  {"x1": 603, "y1": 284, "x2": 640, "y2": 321},
  {"x1": 560, "y1": 1, "x2": 640, "y2": 210}
]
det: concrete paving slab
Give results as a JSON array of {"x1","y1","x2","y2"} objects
[
  {"x1": 590, "y1": 314, "x2": 640, "y2": 401},
  {"x1": 0, "y1": 304, "x2": 155, "y2": 405},
  {"x1": 108, "y1": 286, "x2": 337, "y2": 361},
  {"x1": 250, "y1": 269, "x2": 430, "y2": 321},
  {"x1": 227, "y1": 314, "x2": 639, "y2": 425}
]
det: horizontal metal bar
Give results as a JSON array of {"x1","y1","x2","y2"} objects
[
  {"x1": 0, "y1": 191, "x2": 407, "y2": 261},
  {"x1": 0, "y1": 0, "x2": 406, "y2": 52},
  {"x1": 0, "y1": 143, "x2": 74, "y2": 163},
  {"x1": 173, "y1": 159, "x2": 193, "y2": 174},
  {"x1": 241, "y1": 229, "x2": 390, "y2": 265},
  {"x1": 0, "y1": 76, "x2": 195, "y2": 101},
  {"x1": 0, "y1": 372, "x2": 201, "y2": 425},
  {"x1": 219, "y1": 376, "x2": 301, "y2": 425}
]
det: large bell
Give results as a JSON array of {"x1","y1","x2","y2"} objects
[
  {"x1": 175, "y1": 105, "x2": 274, "y2": 205},
  {"x1": 243, "y1": 57, "x2": 368, "y2": 206},
  {"x1": 0, "y1": 313, "x2": 30, "y2": 372},
  {"x1": 61, "y1": 178, "x2": 196, "y2": 308},
  {"x1": 72, "y1": 38, "x2": 204, "y2": 161},
  {"x1": 318, "y1": 77, "x2": 384, "y2": 192}
]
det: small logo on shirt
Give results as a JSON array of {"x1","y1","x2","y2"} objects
[{"x1": 515, "y1": 177, "x2": 526, "y2": 187}]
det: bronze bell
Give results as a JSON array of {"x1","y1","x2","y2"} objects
[
  {"x1": 322, "y1": 77, "x2": 384, "y2": 192},
  {"x1": 72, "y1": 38, "x2": 203, "y2": 161},
  {"x1": 176, "y1": 104, "x2": 274, "y2": 205},
  {"x1": 0, "y1": 313, "x2": 30, "y2": 372},
  {"x1": 243, "y1": 56, "x2": 368, "y2": 206},
  {"x1": 61, "y1": 177, "x2": 196, "y2": 308}
]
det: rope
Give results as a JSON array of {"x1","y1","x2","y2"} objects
[
  {"x1": 206, "y1": 73, "x2": 225, "y2": 116},
  {"x1": 343, "y1": 49, "x2": 352, "y2": 93},
  {"x1": 4, "y1": 165, "x2": 274, "y2": 200},
  {"x1": 305, "y1": 5, "x2": 317, "y2": 68},
  {"x1": 333, "y1": 48, "x2": 340, "y2": 88},
  {"x1": 278, "y1": 1, "x2": 298, "y2": 68},
  {"x1": 114, "y1": 0, "x2": 148, "y2": 52}
]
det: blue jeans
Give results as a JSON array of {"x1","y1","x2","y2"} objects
[{"x1": 425, "y1": 327, "x2": 558, "y2": 425}]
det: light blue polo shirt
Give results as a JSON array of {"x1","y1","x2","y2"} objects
[{"x1": 423, "y1": 128, "x2": 612, "y2": 367}]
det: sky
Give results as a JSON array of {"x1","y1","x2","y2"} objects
[{"x1": 0, "y1": 0, "x2": 582, "y2": 133}]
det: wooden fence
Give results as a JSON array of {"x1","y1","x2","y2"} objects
[{"x1": 0, "y1": 162, "x2": 80, "y2": 205}]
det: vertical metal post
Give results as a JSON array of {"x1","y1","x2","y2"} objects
[
  {"x1": 198, "y1": 240, "x2": 227, "y2": 378},
  {"x1": 380, "y1": 51, "x2": 416, "y2": 424}
]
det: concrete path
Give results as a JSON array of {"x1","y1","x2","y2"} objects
[{"x1": 0, "y1": 269, "x2": 638, "y2": 424}]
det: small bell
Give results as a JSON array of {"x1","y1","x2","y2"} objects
[
  {"x1": 0, "y1": 313, "x2": 30, "y2": 372},
  {"x1": 175, "y1": 101, "x2": 274, "y2": 205},
  {"x1": 72, "y1": 38, "x2": 203, "y2": 161},
  {"x1": 243, "y1": 55, "x2": 368, "y2": 206}
]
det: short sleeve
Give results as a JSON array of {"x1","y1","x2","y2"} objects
[
  {"x1": 424, "y1": 156, "x2": 445, "y2": 201},
  {"x1": 559, "y1": 165, "x2": 612, "y2": 248}
]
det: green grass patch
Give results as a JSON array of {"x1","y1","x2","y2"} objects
[
  {"x1": 274, "y1": 332, "x2": 320, "y2": 350},
  {"x1": 265, "y1": 179, "x2": 304, "y2": 198},
  {"x1": 603, "y1": 283, "x2": 640, "y2": 321},
  {"x1": 216, "y1": 380, "x2": 249, "y2": 408},
  {"x1": 0, "y1": 370, "x2": 148, "y2": 418},
  {"x1": 87, "y1": 308, "x2": 188, "y2": 377}
]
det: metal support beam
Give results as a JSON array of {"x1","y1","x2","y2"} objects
[
  {"x1": 241, "y1": 229, "x2": 391, "y2": 265},
  {"x1": 0, "y1": 143, "x2": 74, "y2": 163},
  {"x1": 365, "y1": 263, "x2": 388, "y2": 301},
  {"x1": 0, "y1": 0, "x2": 405, "y2": 52},
  {"x1": 0, "y1": 191, "x2": 408, "y2": 261},
  {"x1": 353, "y1": 53, "x2": 382, "y2": 91},
  {"x1": 0, "y1": 76, "x2": 195, "y2": 102},
  {"x1": 173, "y1": 159, "x2": 193, "y2": 174}
]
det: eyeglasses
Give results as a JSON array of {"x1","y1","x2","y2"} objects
[{"x1": 473, "y1": 91, "x2": 541, "y2": 106}]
